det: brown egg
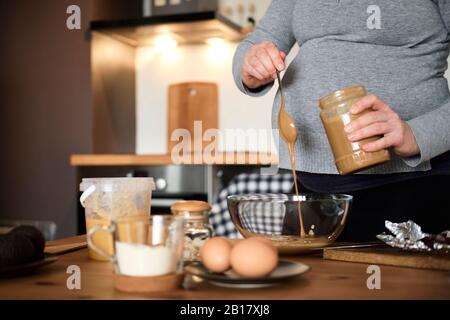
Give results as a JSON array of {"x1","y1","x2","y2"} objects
[
  {"x1": 230, "y1": 238, "x2": 279, "y2": 278},
  {"x1": 226, "y1": 238, "x2": 239, "y2": 247},
  {"x1": 247, "y1": 237, "x2": 277, "y2": 252},
  {"x1": 200, "y1": 237, "x2": 232, "y2": 273}
]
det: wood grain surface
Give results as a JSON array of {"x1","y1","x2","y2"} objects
[
  {"x1": 45, "y1": 235, "x2": 87, "y2": 255},
  {"x1": 324, "y1": 247, "x2": 450, "y2": 271},
  {"x1": 0, "y1": 237, "x2": 449, "y2": 300}
]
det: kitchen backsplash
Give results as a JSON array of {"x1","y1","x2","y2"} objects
[
  {"x1": 136, "y1": 42, "x2": 297, "y2": 155},
  {"x1": 136, "y1": 0, "x2": 275, "y2": 155}
]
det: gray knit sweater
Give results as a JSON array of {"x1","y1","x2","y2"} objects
[{"x1": 233, "y1": 0, "x2": 450, "y2": 174}]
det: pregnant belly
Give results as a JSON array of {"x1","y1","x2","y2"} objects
[{"x1": 281, "y1": 39, "x2": 449, "y2": 124}]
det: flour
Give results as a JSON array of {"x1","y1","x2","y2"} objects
[{"x1": 116, "y1": 241, "x2": 176, "y2": 277}]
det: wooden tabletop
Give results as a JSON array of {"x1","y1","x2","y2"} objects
[
  {"x1": 70, "y1": 153, "x2": 279, "y2": 167},
  {"x1": 0, "y1": 236, "x2": 449, "y2": 300}
]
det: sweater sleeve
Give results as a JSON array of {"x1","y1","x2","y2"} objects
[
  {"x1": 405, "y1": 98, "x2": 450, "y2": 167},
  {"x1": 436, "y1": 0, "x2": 450, "y2": 32},
  {"x1": 232, "y1": 0, "x2": 297, "y2": 97},
  {"x1": 403, "y1": 1, "x2": 450, "y2": 167}
]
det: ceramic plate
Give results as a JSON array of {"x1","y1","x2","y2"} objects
[
  {"x1": 185, "y1": 260, "x2": 310, "y2": 288},
  {"x1": 0, "y1": 256, "x2": 58, "y2": 278}
]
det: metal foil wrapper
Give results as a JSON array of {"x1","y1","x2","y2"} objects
[{"x1": 377, "y1": 220, "x2": 450, "y2": 253}]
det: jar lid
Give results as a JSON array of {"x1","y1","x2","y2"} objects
[
  {"x1": 319, "y1": 85, "x2": 366, "y2": 110},
  {"x1": 170, "y1": 201, "x2": 211, "y2": 215}
]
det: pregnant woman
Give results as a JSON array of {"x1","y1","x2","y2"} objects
[{"x1": 233, "y1": 0, "x2": 450, "y2": 241}]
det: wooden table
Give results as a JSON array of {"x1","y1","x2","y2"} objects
[{"x1": 0, "y1": 236, "x2": 449, "y2": 300}]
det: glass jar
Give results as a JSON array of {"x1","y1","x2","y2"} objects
[
  {"x1": 319, "y1": 85, "x2": 391, "y2": 175},
  {"x1": 170, "y1": 200, "x2": 213, "y2": 263}
]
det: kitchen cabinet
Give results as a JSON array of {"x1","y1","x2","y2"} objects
[
  {"x1": 0, "y1": 0, "x2": 143, "y2": 238},
  {"x1": 219, "y1": 0, "x2": 271, "y2": 27},
  {"x1": 143, "y1": 0, "x2": 271, "y2": 27}
]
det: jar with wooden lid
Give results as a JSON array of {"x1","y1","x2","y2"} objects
[
  {"x1": 170, "y1": 200, "x2": 213, "y2": 262},
  {"x1": 319, "y1": 85, "x2": 391, "y2": 175}
]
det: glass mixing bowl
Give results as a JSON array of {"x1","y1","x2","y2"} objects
[{"x1": 227, "y1": 194, "x2": 352, "y2": 254}]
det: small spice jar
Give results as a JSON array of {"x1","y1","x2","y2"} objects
[
  {"x1": 170, "y1": 200, "x2": 213, "y2": 263},
  {"x1": 319, "y1": 85, "x2": 391, "y2": 175}
]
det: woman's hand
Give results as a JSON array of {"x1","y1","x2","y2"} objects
[
  {"x1": 345, "y1": 94, "x2": 420, "y2": 158},
  {"x1": 241, "y1": 41, "x2": 286, "y2": 89}
]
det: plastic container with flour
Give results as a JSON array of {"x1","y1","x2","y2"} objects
[{"x1": 80, "y1": 178, "x2": 155, "y2": 261}]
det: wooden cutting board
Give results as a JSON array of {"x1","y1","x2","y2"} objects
[
  {"x1": 323, "y1": 246, "x2": 450, "y2": 271},
  {"x1": 45, "y1": 235, "x2": 87, "y2": 255},
  {"x1": 168, "y1": 82, "x2": 218, "y2": 153}
]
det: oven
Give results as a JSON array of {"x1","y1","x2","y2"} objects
[{"x1": 144, "y1": 165, "x2": 208, "y2": 214}]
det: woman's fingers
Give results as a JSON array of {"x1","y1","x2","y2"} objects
[
  {"x1": 348, "y1": 122, "x2": 390, "y2": 142},
  {"x1": 362, "y1": 131, "x2": 401, "y2": 152},
  {"x1": 248, "y1": 55, "x2": 272, "y2": 80},
  {"x1": 242, "y1": 42, "x2": 285, "y2": 84},
  {"x1": 339, "y1": 93, "x2": 419, "y2": 157},
  {"x1": 264, "y1": 42, "x2": 285, "y2": 71},
  {"x1": 359, "y1": 122, "x2": 408, "y2": 153},
  {"x1": 345, "y1": 111, "x2": 391, "y2": 133},
  {"x1": 351, "y1": 94, "x2": 389, "y2": 114},
  {"x1": 346, "y1": 94, "x2": 402, "y2": 143},
  {"x1": 361, "y1": 136, "x2": 392, "y2": 152},
  {"x1": 243, "y1": 61, "x2": 265, "y2": 81},
  {"x1": 255, "y1": 48, "x2": 277, "y2": 78},
  {"x1": 344, "y1": 94, "x2": 409, "y2": 152}
]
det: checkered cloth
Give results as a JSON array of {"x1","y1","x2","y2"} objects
[
  {"x1": 238, "y1": 194, "x2": 288, "y2": 236},
  {"x1": 209, "y1": 173, "x2": 294, "y2": 238}
]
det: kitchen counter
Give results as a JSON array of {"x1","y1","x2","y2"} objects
[
  {"x1": 1, "y1": 236, "x2": 449, "y2": 300},
  {"x1": 70, "y1": 153, "x2": 279, "y2": 166}
]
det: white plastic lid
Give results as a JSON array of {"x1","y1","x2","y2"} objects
[{"x1": 79, "y1": 177, "x2": 155, "y2": 193}]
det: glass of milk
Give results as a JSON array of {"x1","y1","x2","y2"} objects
[{"x1": 87, "y1": 215, "x2": 185, "y2": 277}]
